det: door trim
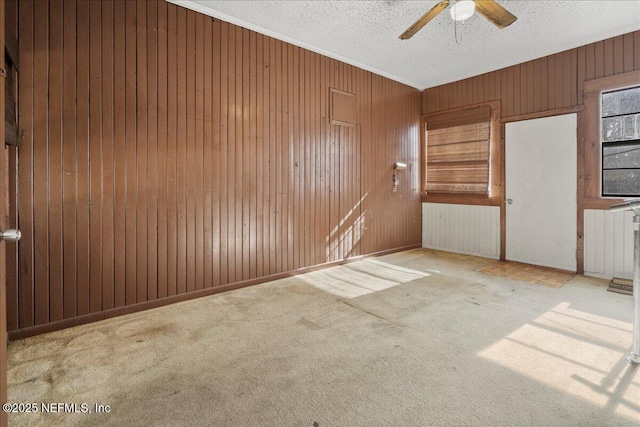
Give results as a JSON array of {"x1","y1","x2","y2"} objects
[{"x1": 1, "y1": 0, "x2": 9, "y2": 423}]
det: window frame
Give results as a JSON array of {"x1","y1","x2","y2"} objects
[
  {"x1": 583, "y1": 70, "x2": 640, "y2": 208},
  {"x1": 420, "y1": 100, "x2": 502, "y2": 206},
  {"x1": 599, "y1": 85, "x2": 640, "y2": 198}
]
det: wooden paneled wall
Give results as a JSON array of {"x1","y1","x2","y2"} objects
[
  {"x1": 9, "y1": 0, "x2": 421, "y2": 335},
  {"x1": 423, "y1": 31, "x2": 640, "y2": 117}
]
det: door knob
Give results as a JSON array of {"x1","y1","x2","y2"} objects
[
  {"x1": 507, "y1": 198, "x2": 513, "y2": 205},
  {"x1": 0, "y1": 229, "x2": 21, "y2": 242}
]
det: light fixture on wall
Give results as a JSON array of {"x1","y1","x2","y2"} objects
[
  {"x1": 392, "y1": 162, "x2": 407, "y2": 193},
  {"x1": 393, "y1": 162, "x2": 407, "y2": 171},
  {"x1": 450, "y1": 0, "x2": 476, "y2": 21}
]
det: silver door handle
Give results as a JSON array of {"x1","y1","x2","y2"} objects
[
  {"x1": 0, "y1": 229, "x2": 21, "y2": 242},
  {"x1": 507, "y1": 199, "x2": 513, "y2": 205}
]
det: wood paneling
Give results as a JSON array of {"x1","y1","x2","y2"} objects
[
  {"x1": 10, "y1": 0, "x2": 421, "y2": 336},
  {"x1": 423, "y1": 31, "x2": 640, "y2": 116}
]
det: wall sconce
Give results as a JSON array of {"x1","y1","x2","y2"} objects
[
  {"x1": 392, "y1": 162, "x2": 407, "y2": 193},
  {"x1": 393, "y1": 162, "x2": 407, "y2": 170}
]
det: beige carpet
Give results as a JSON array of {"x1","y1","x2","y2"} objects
[
  {"x1": 6, "y1": 248, "x2": 640, "y2": 426},
  {"x1": 479, "y1": 260, "x2": 575, "y2": 288}
]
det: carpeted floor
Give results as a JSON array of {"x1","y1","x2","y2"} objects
[{"x1": 6, "y1": 248, "x2": 640, "y2": 426}]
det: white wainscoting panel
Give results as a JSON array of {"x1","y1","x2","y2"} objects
[
  {"x1": 422, "y1": 203, "x2": 500, "y2": 259},
  {"x1": 584, "y1": 209, "x2": 634, "y2": 280}
]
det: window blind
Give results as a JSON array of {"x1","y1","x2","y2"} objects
[{"x1": 426, "y1": 106, "x2": 491, "y2": 195}]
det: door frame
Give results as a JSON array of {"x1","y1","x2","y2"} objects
[{"x1": 1, "y1": 0, "x2": 8, "y2": 423}]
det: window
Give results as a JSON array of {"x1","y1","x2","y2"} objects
[
  {"x1": 601, "y1": 85, "x2": 640, "y2": 197},
  {"x1": 583, "y1": 70, "x2": 640, "y2": 207},
  {"x1": 425, "y1": 105, "x2": 491, "y2": 195}
]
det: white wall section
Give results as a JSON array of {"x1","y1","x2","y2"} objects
[
  {"x1": 584, "y1": 209, "x2": 634, "y2": 280},
  {"x1": 422, "y1": 203, "x2": 500, "y2": 259}
]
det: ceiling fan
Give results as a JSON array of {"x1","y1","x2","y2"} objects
[{"x1": 399, "y1": 0, "x2": 517, "y2": 40}]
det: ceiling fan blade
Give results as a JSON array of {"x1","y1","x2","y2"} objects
[
  {"x1": 399, "y1": 0, "x2": 450, "y2": 40},
  {"x1": 474, "y1": 0, "x2": 517, "y2": 29}
]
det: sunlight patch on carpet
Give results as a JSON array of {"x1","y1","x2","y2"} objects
[
  {"x1": 299, "y1": 259, "x2": 432, "y2": 298},
  {"x1": 478, "y1": 302, "x2": 639, "y2": 423}
]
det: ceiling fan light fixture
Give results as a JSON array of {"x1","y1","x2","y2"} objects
[{"x1": 450, "y1": 0, "x2": 475, "y2": 21}]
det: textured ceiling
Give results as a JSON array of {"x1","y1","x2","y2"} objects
[{"x1": 171, "y1": 0, "x2": 640, "y2": 90}]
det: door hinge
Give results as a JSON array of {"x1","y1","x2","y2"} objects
[{"x1": 0, "y1": 68, "x2": 6, "y2": 78}]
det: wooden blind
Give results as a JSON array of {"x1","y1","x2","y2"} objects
[{"x1": 426, "y1": 107, "x2": 491, "y2": 195}]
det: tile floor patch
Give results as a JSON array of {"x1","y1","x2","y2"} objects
[{"x1": 478, "y1": 261, "x2": 574, "y2": 288}]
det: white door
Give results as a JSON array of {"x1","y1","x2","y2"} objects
[{"x1": 505, "y1": 114, "x2": 577, "y2": 271}]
